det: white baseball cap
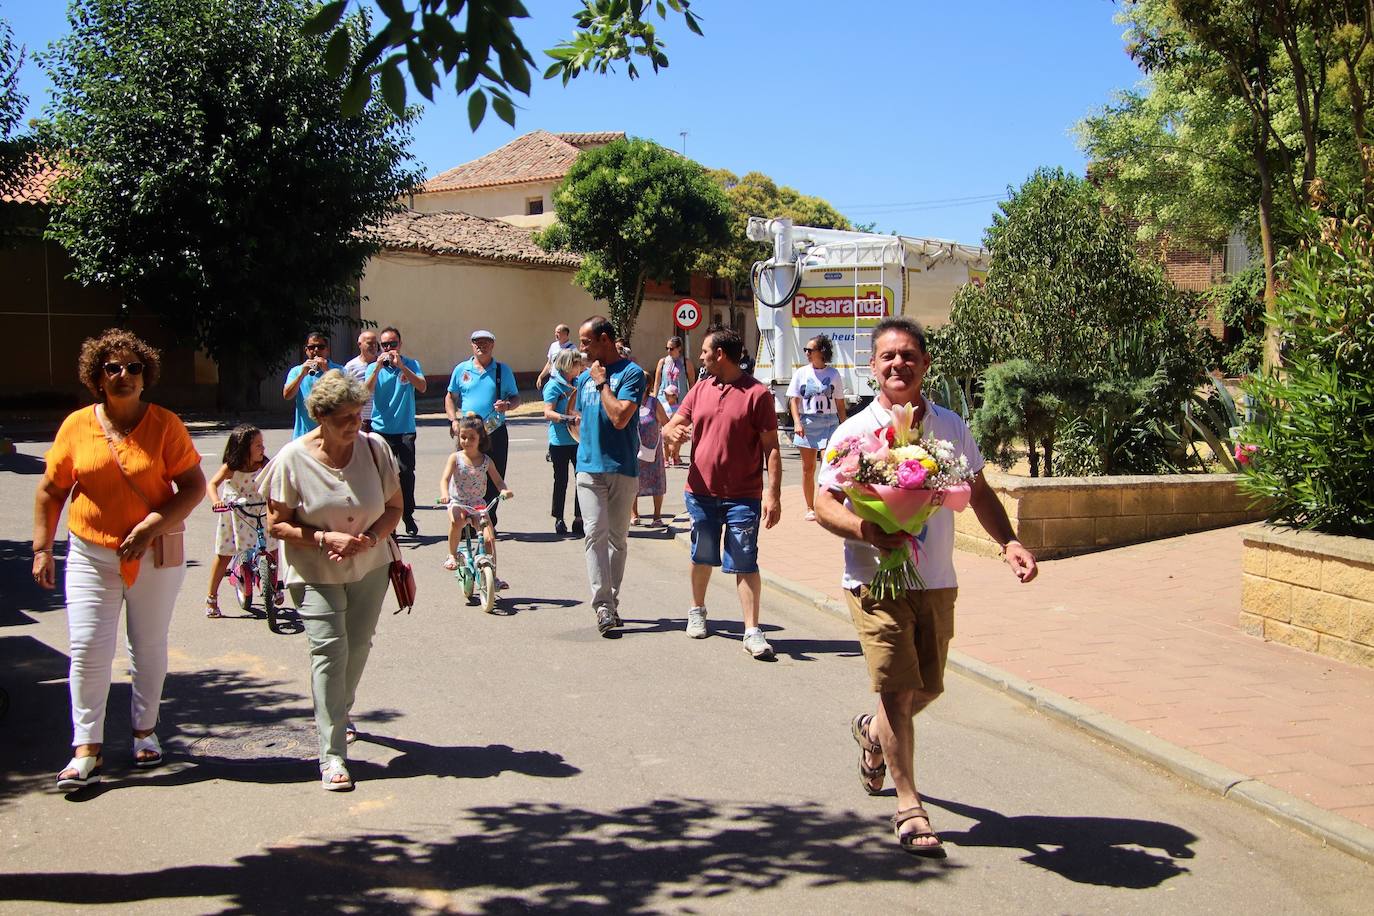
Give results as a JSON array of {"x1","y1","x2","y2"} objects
[{"x1": 471, "y1": 329, "x2": 495, "y2": 341}]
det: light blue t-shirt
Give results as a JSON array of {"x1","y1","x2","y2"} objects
[
  {"x1": 575, "y1": 359, "x2": 646, "y2": 477},
  {"x1": 543, "y1": 376, "x2": 578, "y2": 447},
  {"x1": 447, "y1": 358, "x2": 517, "y2": 423},
  {"x1": 367, "y1": 355, "x2": 423, "y2": 434},
  {"x1": 285, "y1": 361, "x2": 343, "y2": 438}
]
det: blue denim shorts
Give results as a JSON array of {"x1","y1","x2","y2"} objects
[
  {"x1": 684, "y1": 491, "x2": 761, "y2": 574},
  {"x1": 793, "y1": 413, "x2": 839, "y2": 450}
]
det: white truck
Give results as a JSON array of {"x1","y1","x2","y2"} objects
[{"x1": 748, "y1": 216, "x2": 990, "y2": 413}]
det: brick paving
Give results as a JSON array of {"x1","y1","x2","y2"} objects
[{"x1": 759, "y1": 484, "x2": 1374, "y2": 831}]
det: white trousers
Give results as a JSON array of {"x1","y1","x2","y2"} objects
[{"x1": 64, "y1": 535, "x2": 186, "y2": 746}]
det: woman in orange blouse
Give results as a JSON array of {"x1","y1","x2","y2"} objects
[{"x1": 32, "y1": 329, "x2": 205, "y2": 791}]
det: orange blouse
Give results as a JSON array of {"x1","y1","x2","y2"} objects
[{"x1": 45, "y1": 404, "x2": 201, "y2": 584}]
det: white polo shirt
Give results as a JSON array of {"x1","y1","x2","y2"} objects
[{"x1": 820, "y1": 397, "x2": 984, "y2": 591}]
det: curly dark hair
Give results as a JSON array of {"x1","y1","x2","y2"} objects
[
  {"x1": 808, "y1": 334, "x2": 835, "y2": 363},
  {"x1": 77, "y1": 328, "x2": 162, "y2": 400}
]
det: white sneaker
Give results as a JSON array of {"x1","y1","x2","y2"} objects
[
  {"x1": 686, "y1": 607, "x2": 708, "y2": 639},
  {"x1": 742, "y1": 630, "x2": 774, "y2": 659}
]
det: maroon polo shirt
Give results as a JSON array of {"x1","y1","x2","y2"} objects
[{"x1": 676, "y1": 373, "x2": 778, "y2": 500}]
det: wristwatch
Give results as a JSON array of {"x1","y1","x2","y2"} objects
[{"x1": 596, "y1": 381, "x2": 607, "y2": 392}]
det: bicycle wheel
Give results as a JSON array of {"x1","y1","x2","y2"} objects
[
  {"x1": 457, "y1": 566, "x2": 474, "y2": 599},
  {"x1": 478, "y1": 566, "x2": 497, "y2": 614},
  {"x1": 259, "y1": 553, "x2": 279, "y2": 630},
  {"x1": 233, "y1": 557, "x2": 257, "y2": 614}
]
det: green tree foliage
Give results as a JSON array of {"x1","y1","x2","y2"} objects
[
  {"x1": 1241, "y1": 204, "x2": 1374, "y2": 536},
  {"x1": 1204, "y1": 262, "x2": 1267, "y2": 375},
  {"x1": 694, "y1": 168, "x2": 851, "y2": 312},
  {"x1": 972, "y1": 361, "x2": 1089, "y2": 478},
  {"x1": 40, "y1": 0, "x2": 421, "y2": 408},
  {"x1": 307, "y1": 0, "x2": 702, "y2": 123},
  {"x1": 959, "y1": 168, "x2": 1205, "y2": 476},
  {"x1": 534, "y1": 137, "x2": 728, "y2": 338}
]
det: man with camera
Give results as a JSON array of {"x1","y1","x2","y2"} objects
[
  {"x1": 283, "y1": 330, "x2": 343, "y2": 438},
  {"x1": 366, "y1": 326, "x2": 426, "y2": 537}
]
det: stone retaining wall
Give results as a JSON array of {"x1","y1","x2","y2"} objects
[
  {"x1": 1240, "y1": 525, "x2": 1374, "y2": 670},
  {"x1": 955, "y1": 470, "x2": 1268, "y2": 560}
]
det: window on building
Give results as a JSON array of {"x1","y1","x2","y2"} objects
[{"x1": 526, "y1": 197, "x2": 544, "y2": 216}]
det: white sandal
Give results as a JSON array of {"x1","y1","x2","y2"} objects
[
  {"x1": 321, "y1": 760, "x2": 353, "y2": 791},
  {"x1": 133, "y1": 732, "x2": 163, "y2": 769},
  {"x1": 56, "y1": 755, "x2": 102, "y2": 790}
]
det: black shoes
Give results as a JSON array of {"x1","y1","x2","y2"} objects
[
  {"x1": 571, "y1": 518, "x2": 584, "y2": 538},
  {"x1": 596, "y1": 607, "x2": 622, "y2": 635},
  {"x1": 555, "y1": 519, "x2": 568, "y2": 536},
  {"x1": 404, "y1": 517, "x2": 419, "y2": 538}
]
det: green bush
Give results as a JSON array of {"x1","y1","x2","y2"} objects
[
  {"x1": 972, "y1": 361, "x2": 1090, "y2": 477},
  {"x1": 1240, "y1": 207, "x2": 1374, "y2": 536},
  {"x1": 1204, "y1": 263, "x2": 1266, "y2": 377}
]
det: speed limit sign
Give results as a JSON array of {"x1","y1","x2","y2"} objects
[{"x1": 674, "y1": 298, "x2": 702, "y2": 331}]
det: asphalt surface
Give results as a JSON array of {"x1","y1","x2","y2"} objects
[{"x1": 1, "y1": 415, "x2": 1371, "y2": 914}]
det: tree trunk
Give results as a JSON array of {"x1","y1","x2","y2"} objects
[
  {"x1": 1255, "y1": 135, "x2": 1282, "y2": 372},
  {"x1": 215, "y1": 348, "x2": 264, "y2": 412},
  {"x1": 1041, "y1": 435, "x2": 1055, "y2": 478},
  {"x1": 1027, "y1": 439, "x2": 1041, "y2": 478}
]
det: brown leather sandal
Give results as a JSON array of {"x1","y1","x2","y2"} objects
[
  {"x1": 851, "y1": 713, "x2": 886, "y2": 796},
  {"x1": 893, "y1": 805, "x2": 946, "y2": 858}
]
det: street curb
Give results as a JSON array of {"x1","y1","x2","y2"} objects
[{"x1": 670, "y1": 531, "x2": 1374, "y2": 865}]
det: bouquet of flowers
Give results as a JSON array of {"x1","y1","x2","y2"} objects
[{"x1": 825, "y1": 403, "x2": 974, "y2": 599}]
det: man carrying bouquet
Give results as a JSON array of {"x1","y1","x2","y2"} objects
[{"x1": 815, "y1": 316, "x2": 1037, "y2": 857}]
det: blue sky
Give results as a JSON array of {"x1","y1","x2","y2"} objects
[{"x1": 6, "y1": 1, "x2": 1145, "y2": 245}]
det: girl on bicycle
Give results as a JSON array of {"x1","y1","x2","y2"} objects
[
  {"x1": 439, "y1": 415, "x2": 513, "y2": 587},
  {"x1": 204, "y1": 424, "x2": 274, "y2": 617}
]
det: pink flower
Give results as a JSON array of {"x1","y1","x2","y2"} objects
[
  {"x1": 862, "y1": 429, "x2": 890, "y2": 464},
  {"x1": 896, "y1": 459, "x2": 928, "y2": 489},
  {"x1": 1234, "y1": 443, "x2": 1259, "y2": 465},
  {"x1": 836, "y1": 450, "x2": 861, "y2": 481}
]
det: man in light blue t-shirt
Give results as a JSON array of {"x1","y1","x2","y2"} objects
[
  {"x1": 367, "y1": 326, "x2": 426, "y2": 537},
  {"x1": 574, "y1": 315, "x2": 646, "y2": 636},
  {"x1": 282, "y1": 330, "x2": 344, "y2": 438},
  {"x1": 445, "y1": 329, "x2": 520, "y2": 527}
]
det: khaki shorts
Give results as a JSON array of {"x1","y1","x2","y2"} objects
[{"x1": 845, "y1": 586, "x2": 957, "y2": 695}]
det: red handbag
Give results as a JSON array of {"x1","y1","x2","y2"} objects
[{"x1": 364, "y1": 435, "x2": 416, "y2": 612}]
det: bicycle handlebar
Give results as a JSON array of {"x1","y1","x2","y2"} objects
[{"x1": 212, "y1": 497, "x2": 268, "y2": 515}]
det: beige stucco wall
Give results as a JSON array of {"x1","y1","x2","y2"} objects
[
  {"x1": 411, "y1": 182, "x2": 557, "y2": 227},
  {"x1": 360, "y1": 251, "x2": 598, "y2": 380}
]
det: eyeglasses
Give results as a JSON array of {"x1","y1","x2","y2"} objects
[
  {"x1": 305, "y1": 343, "x2": 327, "y2": 351},
  {"x1": 103, "y1": 361, "x2": 145, "y2": 377},
  {"x1": 472, "y1": 339, "x2": 493, "y2": 347},
  {"x1": 380, "y1": 340, "x2": 400, "y2": 350},
  {"x1": 803, "y1": 347, "x2": 817, "y2": 354}
]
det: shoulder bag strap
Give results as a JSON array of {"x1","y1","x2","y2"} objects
[
  {"x1": 361, "y1": 433, "x2": 402, "y2": 562},
  {"x1": 96, "y1": 404, "x2": 156, "y2": 512}
]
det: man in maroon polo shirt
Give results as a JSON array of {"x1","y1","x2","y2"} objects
[{"x1": 663, "y1": 326, "x2": 783, "y2": 659}]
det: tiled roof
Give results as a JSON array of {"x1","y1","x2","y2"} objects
[
  {"x1": 369, "y1": 208, "x2": 581, "y2": 268},
  {"x1": 0, "y1": 157, "x2": 62, "y2": 205},
  {"x1": 420, "y1": 129, "x2": 624, "y2": 194}
]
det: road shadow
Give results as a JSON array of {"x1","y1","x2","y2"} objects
[
  {"x1": 0, "y1": 538, "x2": 66, "y2": 620},
  {"x1": 922, "y1": 795, "x2": 1196, "y2": 888},
  {"x1": 491, "y1": 596, "x2": 582, "y2": 616},
  {"x1": 0, "y1": 797, "x2": 953, "y2": 911},
  {"x1": 0, "y1": 450, "x2": 46, "y2": 474}
]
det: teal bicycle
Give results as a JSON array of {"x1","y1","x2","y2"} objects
[{"x1": 440, "y1": 494, "x2": 506, "y2": 613}]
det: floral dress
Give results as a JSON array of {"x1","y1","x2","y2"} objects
[
  {"x1": 448, "y1": 453, "x2": 491, "y2": 516},
  {"x1": 637, "y1": 396, "x2": 666, "y2": 497},
  {"x1": 214, "y1": 466, "x2": 274, "y2": 556}
]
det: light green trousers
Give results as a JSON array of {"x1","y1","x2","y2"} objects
[{"x1": 290, "y1": 564, "x2": 391, "y2": 767}]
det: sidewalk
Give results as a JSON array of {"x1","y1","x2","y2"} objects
[{"x1": 755, "y1": 484, "x2": 1374, "y2": 857}]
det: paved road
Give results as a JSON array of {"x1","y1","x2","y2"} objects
[{"x1": 1, "y1": 416, "x2": 1370, "y2": 913}]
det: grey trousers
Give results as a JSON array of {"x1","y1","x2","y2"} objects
[
  {"x1": 289, "y1": 564, "x2": 391, "y2": 767},
  {"x1": 576, "y1": 471, "x2": 638, "y2": 613}
]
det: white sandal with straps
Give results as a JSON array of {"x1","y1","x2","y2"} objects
[
  {"x1": 133, "y1": 732, "x2": 163, "y2": 769},
  {"x1": 56, "y1": 755, "x2": 102, "y2": 791}
]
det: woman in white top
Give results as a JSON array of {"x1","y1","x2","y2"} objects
[
  {"x1": 787, "y1": 334, "x2": 847, "y2": 521},
  {"x1": 259, "y1": 370, "x2": 402, "y2": 791}
]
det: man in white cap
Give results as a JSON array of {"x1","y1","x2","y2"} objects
[{"x1": 445, "y1": 329, "x2": 520, "y2": 526}]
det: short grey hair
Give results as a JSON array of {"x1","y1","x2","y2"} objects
[
  {"x1": 306, "y1": 369, "x2": 368, "y2": 421},
  {"x1": 552, "y1": 346, "x2": 584, "y2": 376}
]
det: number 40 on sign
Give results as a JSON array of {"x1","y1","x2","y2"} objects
[{"x1": 674, "y1": 298, "x2": 702, "y2": 331}]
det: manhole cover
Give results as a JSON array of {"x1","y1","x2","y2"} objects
[{"x1": 184, "y1": 723, "x2": 316, "y2": 766}]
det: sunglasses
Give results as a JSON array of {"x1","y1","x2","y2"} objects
[
  {"x1": 803, "y1": 347, "x2": 817, "y2": 353},
  {"x1": 103, "y1": 361, "x2": 145, "y2": 377},
  {"x1": 472, "y1": 339, "x2": 493, "y2": 346},
  {"x1": 305, "y1": 343, "x2": 328, "y2": 351},
  {"x1": 380, "y1": 340, "x2": 400, "y2": 350}
]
